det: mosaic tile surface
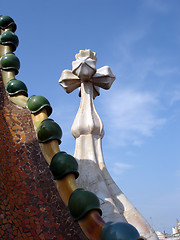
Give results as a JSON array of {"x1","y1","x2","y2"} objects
[{"x1": 0, "y1": 72, "x2": 87, "y2": 240}]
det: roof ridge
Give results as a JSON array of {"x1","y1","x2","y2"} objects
[{"x1": 0, "y1": 15, "x2": 143, "y2": 240}]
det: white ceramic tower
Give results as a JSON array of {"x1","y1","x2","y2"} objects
[{"x1": 59, "y1": 49, "x2": 159, "y2": 240}]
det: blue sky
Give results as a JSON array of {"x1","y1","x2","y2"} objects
[{"x1": 1, "y1": 0, "x2": 180, "y2": 234}]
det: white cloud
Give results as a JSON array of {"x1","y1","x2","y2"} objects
[
  {"x1": 101, "y1": 88, "x2": 166, "y2": 146},
  {"x1": 142, "y1": 0, "x2": 171, "y2": 13},
  {"x1": 170, "y1": 87, "x2": 180, "y2": 105},
  {"x1": 112, "y1": 18, "x2": 179, "y2": 85},
  {"x1": 105, "y1": 22, "x2": 179, "y2": 148},
  {"x1": 114, "y1": 29, "x2": 147, "y2": 64},
  {"x1": 154, "y1": 67, "x2": 179, "y2": 77},
  {"x1": 110, "y1": 162, "x2": 133, "y2": 176}
]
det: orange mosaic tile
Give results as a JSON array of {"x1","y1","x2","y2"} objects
[{"x1": 0, "y1": 72, "x2": 88, "y2": 239}]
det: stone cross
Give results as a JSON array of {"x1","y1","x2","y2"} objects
[
  {"x1": 59, "y1": 49, "x2": 115, "y2": 98},
  {"x1": 59, "y1": 50, "x2": 158, "y2": 240},
  {"x1": 59, "y1": 49, "x2": 123, "y2": 222}
]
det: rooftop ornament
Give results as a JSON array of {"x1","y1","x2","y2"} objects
[
  {"x1": 59, "y1": 49, "x2": 115, "y2": 99},
  {"x1": 0, "y1": 30, "x2": 19, "y2": 52},
  {"x1": 26, "y1": 95, "x2": 52, "y2": 116},
  {"x1": 0, "y1": 15, "x2": 17, "y2": 32},
  {"x1": 1, "y1": 52, "x2": 20, "y2": 75},
  {"x1": 5, "y1": 78, "x2": 28, "y2": 97},
  {"x1": 59, "y1": 49, "x2": 124, "y2": 223},
  {"x1": 59, "y1": 49, "x2": 159, "y2": 240}
]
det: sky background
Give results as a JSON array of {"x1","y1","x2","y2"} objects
[{"x1": 1, "y1": 0, "x2": 180, "y2": 234}]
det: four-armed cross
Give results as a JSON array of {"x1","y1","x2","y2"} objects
[
  {"x1": 59, "y1": 50, "x2": 158, "y2": 239},
  {"x1": 59, "y1": 49, "x2": 123, "y2": 223}
]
